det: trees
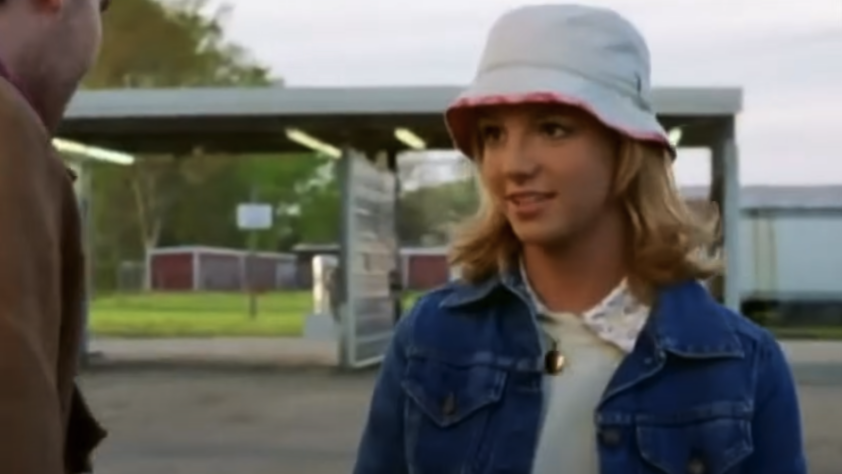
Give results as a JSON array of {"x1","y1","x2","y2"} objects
[
  {"x1": 84, "y1": 0, "x2": 337, "y2": 291},
  {"x1": 85, "y1": 0, "x2": 269, "y2": 88},
  {"x1": 398, "y1": 180, "x2": 478, "y2": 245},
  {"x1": 160, "y1": 155, "x2": 340, "y2": 250}
]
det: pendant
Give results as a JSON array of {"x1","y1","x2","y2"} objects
[{"x1": 544, "y1": 349, "x2": 566, "y2": 374}]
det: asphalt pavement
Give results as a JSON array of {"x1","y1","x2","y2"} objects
[{"x1": 81, "y1": 338, "x2": 842, "y2": 474}]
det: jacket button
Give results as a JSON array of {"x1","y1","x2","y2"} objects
[
  {"x1": 598, "y1": 428, "x2": 621, "y2": 447},
  {"x1": 687, "y1": 457, "x2": 706, "y2": 474},
  {"x1": 442, "y1": 393, "x2": 457, "y2": 417}
]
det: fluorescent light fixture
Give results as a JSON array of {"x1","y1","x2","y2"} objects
[
  {"x1": 394, "y1": 128, "x2": 426, "y2": 150},
  {"x1": 285, "y1": 128, "x2": 341, "y2": 158},
  {"x1": 668, "y1": 128, "x2": 683, "y2": 147},
  {"x1": 52, "y1": 138, "x2": 135, "y2": 165}
]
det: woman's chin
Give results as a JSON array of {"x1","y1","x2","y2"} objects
[{"x1": 512, "y1": 222, "x2": 571, "y2": 247}]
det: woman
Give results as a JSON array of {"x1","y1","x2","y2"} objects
[{"x1": 353, "y1": 4, "x2": 806, "y2": 474}]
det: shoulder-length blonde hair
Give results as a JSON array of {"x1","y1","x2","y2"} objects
[{"x1": 448, "y1": 139, "x2": 722, "y2": 295}]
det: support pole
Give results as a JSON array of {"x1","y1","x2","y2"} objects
[
  {"x1": 711, "y1": 120, "x2": 742, "y2": 312},
  {"x1": 337, "y1": 148, "x2": 353, "y2": 369}
]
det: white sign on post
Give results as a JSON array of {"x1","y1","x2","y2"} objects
[{"x1": 236, "y1": 203, "x2": 273, "y2": 230}]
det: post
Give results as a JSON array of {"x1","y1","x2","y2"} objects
[
  {"x1": 337, "y1": 149, "x2": 352, "y2": 369},
  {"x1": 236, "y1": 188, "x2": 271, "y2": 318},
  {"x1": 712, "y1": 120, "x2": 742, "y2": 312},
  {"x1": 709, "y1": 144, "x2": 725, "y2": 303},
  {"x1": 247, "y1": 185, "x2": 258, "y2": 319}
]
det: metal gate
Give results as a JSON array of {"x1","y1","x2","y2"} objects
[{"x1": 338, "y1": 149, "x2": 398, "y2": 368}]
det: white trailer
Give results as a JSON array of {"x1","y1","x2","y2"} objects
[
  {"x1": 740, "y1": 213, "x2": 842, "y2": 305},
  {"x1": 713, "y1": 185, "x2": 842, "y2": 323}
]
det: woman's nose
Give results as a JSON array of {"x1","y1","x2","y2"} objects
[{"x1": 500, "y1": 141, "x2": 540, "y2": 179}]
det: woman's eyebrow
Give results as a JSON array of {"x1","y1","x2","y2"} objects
[
  {"x1": 531, "y1": 108, "x2": 576, "y2": 120},
  {"x1": 476, "y1": 112, "x2": 499, "y2": 123}
]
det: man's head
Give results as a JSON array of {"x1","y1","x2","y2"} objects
[{"x1": 0, "y1": 0, "x2": 106, "y2": 124}]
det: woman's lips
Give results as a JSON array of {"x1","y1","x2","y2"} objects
[{"x1": 507, "y1": 192, "x2": 555, "y2": 218}]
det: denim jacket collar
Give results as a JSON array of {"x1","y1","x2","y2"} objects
[{"x1": 440, "y1": 270, "x2": 744, "y2": 359}]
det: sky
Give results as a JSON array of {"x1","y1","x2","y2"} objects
[{"x1": 212, "y1": 0, "x2": 841, "y2": 186}]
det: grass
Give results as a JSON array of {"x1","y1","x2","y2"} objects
[
  {"x1": 92, "y1": 291, "x2": 842, "y2": 340},
  {"x1": 91, "y1": 292, "x2": 310, "y2": 338},
  {"x1": 770, "y1": 326, "x2": 842, "y2": 340},
  {"x1": 91, "y1": 291, "x2": 421, "y2": 338}
]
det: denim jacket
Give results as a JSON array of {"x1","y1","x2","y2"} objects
[{"x1": 353, "y1": 273, "x2": 808, "y2": 474}]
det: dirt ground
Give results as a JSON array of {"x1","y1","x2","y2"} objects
[{"x1": 81, "y1": 362, "x2": 842, "y2": 474}]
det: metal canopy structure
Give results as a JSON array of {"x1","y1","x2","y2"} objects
[
  {"x1": 61, "y1": 86, "x2": 741, "y2": 154},
  {"x1": 62, "y1": 85, "x2": 743, "y2": 367}
]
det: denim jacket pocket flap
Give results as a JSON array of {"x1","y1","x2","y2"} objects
[
  {"x1": 636, "y1": 417, "x2": 753, "y2": 474},
  {"x1": 402, "y1": 357, "x2": 507, "y2": 428}
]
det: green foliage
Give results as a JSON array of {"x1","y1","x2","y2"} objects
[
  {"x1": 160, "y1": 154, "x2": 340, "y2": 251},
  {"x1": 398, "y1": 179, "x2": 479, "y2": 245},
  {"x1": 85, "y1": 0, "x2": 269, "y2": 88},
  {"x1": 91, "y1": 152, "x2": 340, "y2": 290},
  {"x1": 83, "y1": 0, "x2": 339, "y2": 292}
]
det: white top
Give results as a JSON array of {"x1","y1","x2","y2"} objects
[
  {"x1": 531, "y1": 313, "x2": 623, "y2": 474},
  {"x1": 520, "y1": 267, "x2": 650, "y2": 474}
]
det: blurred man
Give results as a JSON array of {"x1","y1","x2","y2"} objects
[{"x1": 0, "y1": 0, "x2": 108, "y2": 472}]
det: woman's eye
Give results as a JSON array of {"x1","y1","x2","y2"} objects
[
  {"x1": 539, "y1": 122, "x2": 571, "y2": 138},
  {"x1": 478, "y1": 125, "x2": 503, "y2": 143}
]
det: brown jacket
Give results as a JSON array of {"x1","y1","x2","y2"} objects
[{"x1": 0, "y1": 77, "x2": 103, "y2": 472}]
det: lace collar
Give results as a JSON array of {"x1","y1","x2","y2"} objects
[{"x1": 520, "y1": 264, "x2": 650, "y2": 353}]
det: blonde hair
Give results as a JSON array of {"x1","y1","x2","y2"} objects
[{"x1": 448, "y1": 139, "x2": 722, "y2": 296}]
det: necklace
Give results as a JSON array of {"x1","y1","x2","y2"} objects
[{"x1": 544, "y1": 337, "x2": 566, "y2": 375}]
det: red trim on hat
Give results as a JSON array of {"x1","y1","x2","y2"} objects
[{"x1": 446, "y1": 92, "x2": 672, "y2": 157}]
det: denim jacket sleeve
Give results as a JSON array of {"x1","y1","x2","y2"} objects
[
  {"x1": 744, "y1": 335, "x2": 808, "y2": 473},
  {"x1": 352, "y1": 299, "x2": 419, "y2": 474}
]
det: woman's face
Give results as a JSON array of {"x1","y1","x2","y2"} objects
[{"x1": 477, "y1": 104, "x2": 618, "y2": 246}]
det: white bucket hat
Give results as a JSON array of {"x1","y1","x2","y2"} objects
[{"x1": 446, "y1": 4, "x2": 673, "y2": 158}]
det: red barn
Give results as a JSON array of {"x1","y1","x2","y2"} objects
[
  {"x1": 147, "y1": 246, "x2": 297, "y2": 291},
  {"x1": 402, "y1": 247, "x2": 450, "y2": 291},
  {"x1": 147, "y1": 245, "x2": 455, "y2": 292}
]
